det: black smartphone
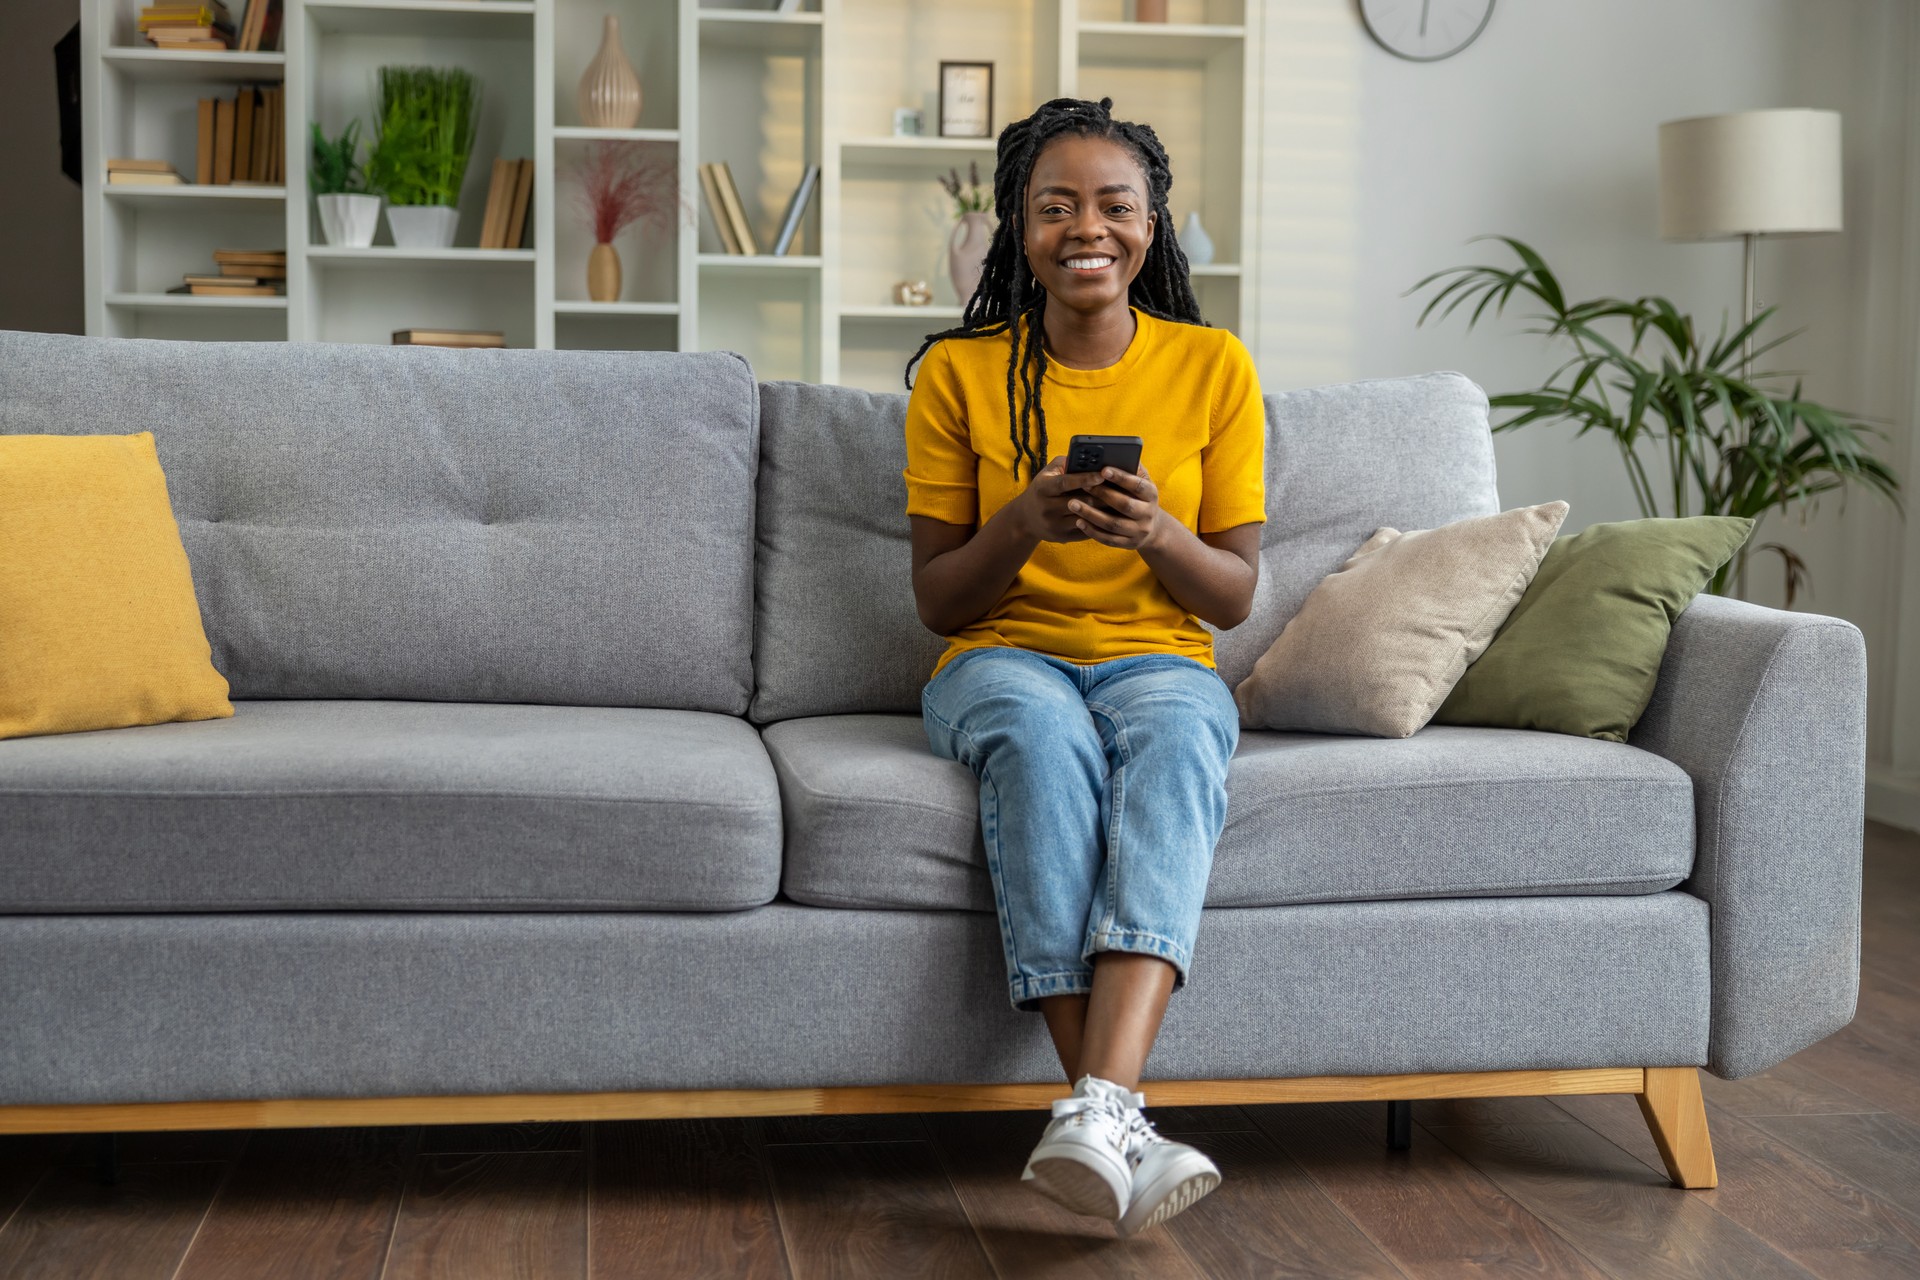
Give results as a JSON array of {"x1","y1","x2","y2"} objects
[{"x1": 1065, "y1": 434, "x2": 1143, "y2": 476}]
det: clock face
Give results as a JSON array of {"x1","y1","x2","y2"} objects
[{"x1": 1360, "y1": 0, "x2": 1496, "y2": 62}]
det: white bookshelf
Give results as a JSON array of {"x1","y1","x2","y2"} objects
[{"x1": 82, "y1": 0, "x2": 1262, "y2": 389}]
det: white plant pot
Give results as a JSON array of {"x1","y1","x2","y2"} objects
[
  {"x1": 386, "y1": 204, "x2": 460, "y2": 250},
  {"x1": 316, "y1": 193, "x2": 381, "y2": 247}
]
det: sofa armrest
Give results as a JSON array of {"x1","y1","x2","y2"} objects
[{"x1": 1628, "y1": 593, "x2": 1866, "y2": 1079}]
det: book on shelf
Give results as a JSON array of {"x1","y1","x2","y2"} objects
[
  {"x1": 476, "y1": 158, "x2": 532, "y2": 250},
  {"x1": 167, "y1": 281, "x2": 281, "y2": 296},
  {"x1": 478, "y1": 158, "x2": 511, "y2": 250},
  {"x1": 108, "y1": 169, "x2": 185, "y2": 186},
  {"x1": 108, "y1": 158, "x2": 176, "y2": 173},
  {"x1": 232, "y1": 0, "x2": 282, "y2": 53},
  {"x1": 212, "y1": 248, "x2": 286, "y2": 267},
  {"x1": 212, "y1": 97, "x2": 234, "y2": 184},
  {"x1": 696, "y1": 163, "x2": 741, "y2": 254},
  {"x1": 770, "y1": 163, "x2": 818, "y2": 256},
  {"x1": 709, "y1": 161, "x2": 759, "y2": 255},
  {"x1": 199, "y1": 87, "x2": 280, "y2": 188},
  {"x1": 220, "y1": 261, "x2": 284, "y2": 278},
  {"x1": 392, "y1": 329, "x2": 506, "y2": 348},
  {"x1": 504, "y1": 158, "x2": 534, "y2": 249},
  {"x1": 183, "y1": 273, "x2": 253, "y2": 286},
  {"x1": 233, "y1": 87, "x2": 254, "y2": 183}
]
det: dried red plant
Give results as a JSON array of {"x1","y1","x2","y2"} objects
[{"x1": 573, "y1": 141, "x2": 677, "y2": 245}]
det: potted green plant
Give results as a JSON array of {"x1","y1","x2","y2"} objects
[
  {"x1": 364, "y1": 66, "x2": 481, "y2": 249},
  {"x1": 1412, "y1": 237, "x2": 1902, "y2": 603},
  {"x1": 310, "y1": 120, "x2": 379, "y2": 247}
]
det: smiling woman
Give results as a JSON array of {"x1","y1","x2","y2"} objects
[{"x1": 898, "y1": 96, "x2": 1268, "y2": 1238}]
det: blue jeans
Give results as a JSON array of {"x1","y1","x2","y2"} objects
[{"x1": 920, "y1": 646, "x2": 1241, "y2": 1011}]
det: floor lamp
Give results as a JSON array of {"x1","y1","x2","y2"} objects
[{"x1": 1657, "y1": 109, "x2": 1844, "y2": 378}]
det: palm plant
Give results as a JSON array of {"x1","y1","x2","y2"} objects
[
  {"x1": 364, "y1": 66, "x2": 480, "y2": 208},
  {"x1": 1411, "y1": 236, "x2": 1901, "y2": 602}
]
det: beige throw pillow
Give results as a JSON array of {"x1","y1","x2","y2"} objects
[{"x1": 1234, "y1": 501, "x2": 1570, "y2": 737}]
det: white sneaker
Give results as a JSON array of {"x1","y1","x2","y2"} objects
[
  {"x1": 1116, "y1": 1108, "x2": 1222, "y2": 1237},
  {"x1": 1021, "y1": 1075, "x2": 1142, "y2": 1220}
]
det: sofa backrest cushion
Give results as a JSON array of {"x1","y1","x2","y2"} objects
[
  {"x1": 751, "y1": 369, "x2": 1500, "y2": 721},
  {"x1": 751, "y1": 380, "x2": 946, "y2": 724},
  {"x1": 0, "y1": 332, "x2": 760, "y2": 713}
]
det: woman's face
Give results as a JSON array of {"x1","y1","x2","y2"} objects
[{"x1": 1022, "y1": 134, "x2": 1156, "y2": 314}]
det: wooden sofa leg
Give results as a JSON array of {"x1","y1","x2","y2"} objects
[{"x1": 1637, "y1": 1067, "x2": 1718, "y2": 1188}]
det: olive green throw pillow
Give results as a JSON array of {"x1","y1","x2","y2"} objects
[{"x1": 1432, "y1": 516, "x2": 1754, "y2": 742}]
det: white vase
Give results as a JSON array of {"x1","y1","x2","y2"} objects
[
  {"x1": 578, "y1": 14, "x2": 643, "y2": 129},
  {"x1": 1180, "y1": 210, "x2": 1215, "y2": 266},
  {"x1": 316, "y1": 193, "x2": 380, "y2": 247},
  {"x1": 386, "y1": 205, "x2": 460, "y2": 250}
]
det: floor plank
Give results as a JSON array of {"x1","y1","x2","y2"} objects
[
  {"x1": 1250, "y1": 1101, "x2": 1606, "y2": 1278},
  {"x1": 0, "y1": 1136, "x2": 73, "y2": 1238},
  {"x1": 1747, "y1": 1112, "x2": 1920, "y2": 1227},
  {"x1": 924, "y1": 1109, "x2": 1208, "y2": 1279},
  {"x1": 382, "y1": 1149, "x2": 587, "y2": 1280},
  {"x1": 1424, "y1": 1121, "x2": 1816, "y2": 1279},
  {"x1": 1553, "y1": 1094, "x2": 1920, "y2": 1278},
  {"x1": 1156, "y1": 1127, "x2": 1408, "y2": 1279},
  {"x1": 1698, "y1": 1058, "x2": 1885, "y2": 1119},
  {"x1": 764, "y1": 1139, "x2": 993, "y2": 1280},
  {"x1": 0, "y1": 1160, "x2": 231, "y2": 1280},
  {"x1": 171, "y1": 1126, "x2": 415, "y2": 1280},
  {"x1": 1788, "y1": 970, "x2": 1920, "y2": 1124},
  {"x1": 591, "y1": 1119, "x2": 788, "y2": 1280}
]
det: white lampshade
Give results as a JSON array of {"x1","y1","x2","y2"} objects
[{"x1": 1658, "y1": 109, "x2": 1843, "y2": 240}]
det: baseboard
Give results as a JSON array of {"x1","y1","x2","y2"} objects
[{"x1": 1868, "y1": 767, "x2": 1920, "y2": 835}]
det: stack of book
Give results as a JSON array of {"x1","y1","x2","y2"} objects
[
  {"x1": 392, "y1": 329, "x2": 506, "y2": 348},
  {"x1": 698, "y1": 161, "x2": 817, "y2": 256},
  {"x1": 107, "y1": 158, "x2": 184, "y2": 186},
  {"x1": 194, "y1": 86, "x2": 283, "y2": 186},
  {"x1": 165, "y1": 248, "x2": 286, "y2": 297},
  {"x1": 478, "y1": 158, "x2": 535, "y2": 250},
  {"x1": 139, "y1": 2, "x2": 235, "y2": 49}
]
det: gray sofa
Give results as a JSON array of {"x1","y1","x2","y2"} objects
[{"x1": 0, "y1": 331, "x2": 1865, "y2": 1187}]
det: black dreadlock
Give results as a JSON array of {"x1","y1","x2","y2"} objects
[{"x1": 905, "y1": 97, "x2": 1206, "y2": 485}]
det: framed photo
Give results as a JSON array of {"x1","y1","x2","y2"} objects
[{"x1": 938, "y1": 61, "x2": 993, "y2": 139}]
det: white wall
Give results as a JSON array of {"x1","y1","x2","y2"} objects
[{"x1": 1256, "y1": 0, "x2": 1918, "y2": 822}]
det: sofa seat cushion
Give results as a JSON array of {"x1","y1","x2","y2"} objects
[
  {"x1": 0, "y1": 700, "x2": 783, "y2": 913},
  {"x1": 765, "y1": 715, "x2": 1694, "y2": 911}
]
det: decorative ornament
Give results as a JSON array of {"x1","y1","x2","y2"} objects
[
  {"x1": 1180, "y1": 211, "x2": 1215, "y2": 266},
  {"x1": 578, "y1": 14, "x2": 642, "y2": 129},
  {"x1": 573, "y1": 141, "x2": 678, "y2": 304},
  {"x1": 893, "y1": 280, "x2": 933, "y2": 306}
]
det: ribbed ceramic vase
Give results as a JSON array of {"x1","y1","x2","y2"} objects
[
  {"x1": 947, "y1": 211, "x2": 993, "y2": 304},
  {"x1": 588, "y1": 242, "x2": 621, "y2": 302},
  {"x1": 578, "y1": 15, "x2": 642, "y2": 129}
]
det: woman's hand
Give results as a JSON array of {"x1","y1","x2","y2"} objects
[
  {"x1": 1014, "y1": 455, "x2": 1102, "y2": 544},
  {"x1": 1068, "y1": 464, "x2": 1164, "y2": 551}
]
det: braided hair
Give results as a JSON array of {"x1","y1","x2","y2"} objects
[{"x1": 905, "y1": 96, "x2": 1206, "y2": 484}]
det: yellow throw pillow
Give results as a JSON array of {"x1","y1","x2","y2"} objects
[{"x1": 0, "y1": 432, "x2": 232, "y2": 739}]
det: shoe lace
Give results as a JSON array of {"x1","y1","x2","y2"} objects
[
  {"x1": 1049, "y1": 1084, "x2": 1146, "y2": 1133},
  {"x1": 1120, "y1": 1107, "x2": 1164, "y2": 1167}
]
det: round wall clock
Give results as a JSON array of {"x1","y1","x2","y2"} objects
[{"x1": 1360, "y1": 0, "x2": 1496, "y2": 62}]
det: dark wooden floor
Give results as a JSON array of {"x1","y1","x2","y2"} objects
[{"x1": 2, "y1": 824, "x2": 1916, "y2": 1279}]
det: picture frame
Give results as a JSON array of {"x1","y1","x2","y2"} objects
[
  {"x1": 890, "y1": 106, "x2": 924, "y2": 137},
  {"x1": 938, "y1": 61, "x2": 993, "y2": 139}
]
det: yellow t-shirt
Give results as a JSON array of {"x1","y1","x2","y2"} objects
[{"x1": 904, "y1": 306, "x2": 1266, "y2": 679}]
